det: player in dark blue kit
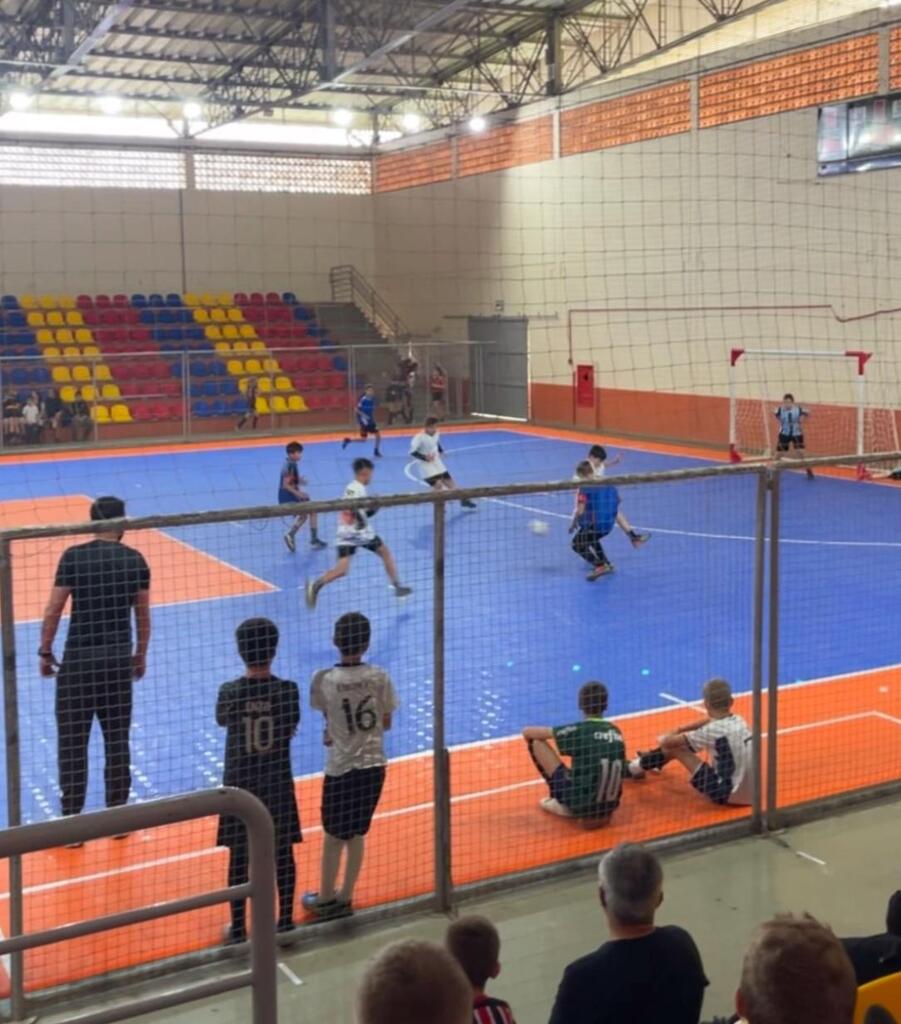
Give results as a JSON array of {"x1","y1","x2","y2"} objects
[
  {"x1": 569, "y1": 460, "x2": 621, "y2": 581},
  {"x1": 342, "y1": 385, "x2": 382, "y2": 458},
  {"x1": 279, "y1": 441, "x2": 326, "y2": 552}
]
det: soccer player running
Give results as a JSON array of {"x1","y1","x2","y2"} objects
[
  {"x1": 522, "y1": 681, "x2": 628, "y2": 822},
  {"x1": 279, "y1": 441, "x2": 326, "y2": 552},
  {"x1": 303, "y1": 612, "x2": 398, "y2": 920},
  {"x1": 629, "y1": 678, "x2": 753, "y2": 806},
  {"x1": 343, "y1": 384, "x2": 382, "y2": 458},
  {"x1": 584, "y1": 445, "x2": 650, "y2": 548},
  {"x1": 410, "y1": 417, "x2": 476, "y2": 510},
  {"x1": 569, "y1": 460, "x2": 622, "y2": 581},
  {"x1": 305, "y1": 458, "x2": 412, "y2": 609},
  {"x1": 774, "y1": 393, "x2": 814, "y2": 479},
  {"x1": 216, "y1": 618, "x2": 301, "y2": 942}
]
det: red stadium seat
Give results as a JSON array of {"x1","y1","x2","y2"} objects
[
  {"x1": 160, "y1": 379, "x2": 181, "y2": 396},
  {"x1": 112, "y1": 294, "x2": 129, "y2": 308},
  {"x1": 249, "y1": 292, "x2": 264, "y2": 305},
  {"x1": 234, "y1": 293, "x2": 249, "y2": 306},
  {"x1": 76, "y1": 294, "x2": 94, "y2": 309},
  {"x1": 83, "y1": 309, "x2": 100, "y2": 326},
  {"x1": 95, "y1": 294, "x2": 112, "y2": 309},
  {"x1": 264, "y1": 292, "x2": 281, "y2": 305},
  {"x1": 291, "y1": 325, "x2": 309, "y2": 340},
  {"x1": 133, "y1": 403, "x2": 155, "y2": 422},
  {"x1": 129, "y1": 328, "x2": 152, "y2": 343},
  {"x1": 316, "y1": 355, "x2": 332, "y2": 372}
]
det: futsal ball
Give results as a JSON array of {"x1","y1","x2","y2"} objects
[{"x1": 529, "y1": 519, "x2": 550, "y2": 536}]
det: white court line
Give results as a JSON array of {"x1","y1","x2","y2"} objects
[
  {"x1": 796, "y1": 851, "x2": 828, "y2": 867},
  {"x1": 658, "y1": 692, "x2": 700, "y2": 708},
  {"x1": 279, "y1": 962, "x2": 304, "y2": 986}
]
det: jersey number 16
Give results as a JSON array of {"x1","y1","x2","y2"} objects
[{"x1": 341, "y1": 695, "x2": 377, "y2": 734}]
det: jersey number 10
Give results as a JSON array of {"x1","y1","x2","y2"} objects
[{"x1": 243, "y1": 715, "x2": 275, "y2": 755}]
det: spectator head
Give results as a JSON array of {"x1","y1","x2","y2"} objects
[
  {"x1": 703, "y1": 678, "x2": 734, "y2": 717},
  {"x1": 886, "y1": 891, "x2": 901, "y2": 936},
  {"x1": 334, "y1": 611, "x2": 371, "y2": 661},
  {"x1": 589, "y1": 444, "x2": 608, "y2": 462},
  {"x1": 357, "y1": 939, "x2": 471, "y2": 1024},
  {"x1": 598, "y1": 843, "x2": 663, "y2": 929},
  {"x1": 736, "y1": 914, "x2": 856, "y2": 1024},
  {"x1": 235, "y1": 617, "x2": 279, "y2": 669},
  {"x1": 353, "y1": 457, "x2": 374, "y2": 483},
  {"x1": 579, "y1": 681, "x2": 609, "y2": 719},
  {"x1": 576, "y1": 459, "x2": 593, "y2": 480},
  {"x1": 446, "y1": 915, "x2": 501, "y2": 992},
  {"x1": 286, "y1": 440, "x2": 303, "y2": 459}
]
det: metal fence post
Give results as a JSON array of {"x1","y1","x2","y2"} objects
[
  {"x1": 750, "y1": 469, "x2": 767, "y2": 834},
  {"x1": 0, "y1": 537, "x2": 26, "y2": 1019},
  {"x1": 766, "y1": 468, "x2": 782, "y2": 831},
  {"x1": 432, "y1": 499, "x2": 453, "y2": 913},
  {"x1": 182, "y1": 350, "x2": 189, "y2": 439}
]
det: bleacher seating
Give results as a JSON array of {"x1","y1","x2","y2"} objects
[{"x1": 1, "y1": 290, "x2": 345, "y2": 432}]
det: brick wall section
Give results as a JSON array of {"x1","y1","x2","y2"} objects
[
  {"x1": 700, "y1": 35, "x2": 878, "y2": 128},
  {"x1": 374, "y1": 141, "x2": 453, "y2": 193},
  {"x1": 560, "y1": 82, "x2": 691, "y2": 157},
  {"x1": 891, "y1": 26, "x2": 901, "y2": 90},
  {"x1": 456, "y1": 116, "x2": 554, "y2": 177}
]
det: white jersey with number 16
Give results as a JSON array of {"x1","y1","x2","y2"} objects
[{"x1": 310, "y1": 664, "x2": 399, "y2": 776}]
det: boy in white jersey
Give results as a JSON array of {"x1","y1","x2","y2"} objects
[
  {"x1": 774, "y1": 393, "x2": 814, "y2": 479},
  {"x1": 303, "y1": 612, "x2": 398, "y2": 919},
  {"x1": 630, "y1": 678, "x2": 753, "y2": 806},
  {"x1": 410, "y1": 417, "x2": 476, "y2": 510},
  {"x1": 582, "y1": 445, "x2": 651, "y2": 550},
  {"x1": 305, "y1": 458, "x2": 412, "y2": 609}
]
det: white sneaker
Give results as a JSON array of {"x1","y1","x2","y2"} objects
[
  {"x1": 539, "y1": 797, "x2": 574, "y2": 818},
  {"x1": 627, "y1": 758, "x2": 646, "y2": 780}
]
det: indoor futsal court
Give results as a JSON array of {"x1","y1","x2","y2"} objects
[{"x1": 1, "y1": 425, "x2": 898, "y2": 992}]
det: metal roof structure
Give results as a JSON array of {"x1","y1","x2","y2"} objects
[{"x1": 0, "y1": 0, "x2": 751, "y2": 137}]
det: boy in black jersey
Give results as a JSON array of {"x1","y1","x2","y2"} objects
[
  {"x1": 279, "y1": 441, "x2": 326, "y2": 552},
  {"x1": 216, "y1": 618, "x2": 301, "y2": 943}
]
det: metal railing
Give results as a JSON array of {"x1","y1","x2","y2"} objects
[
  {"x1": 329, "y1": 265, "x2": 411, "y2": 343},
  {"x1": 0, "y1": 789, "x2": 278, "y2": 1024},
  {"x1": 0, "y1": 450, "x2": 898, "y2": 1009}
]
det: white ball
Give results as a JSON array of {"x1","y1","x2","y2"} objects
[{"x1": 529, "y1": 519, "x2": 550, "y2": 536}]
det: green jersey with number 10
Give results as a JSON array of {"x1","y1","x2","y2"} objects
[
  {"x1": 310, "y1": 664, "x2": 399, "y2": 777},
  {"x1": 553, "y1": 718, "x2": 627, "y2": 815}
]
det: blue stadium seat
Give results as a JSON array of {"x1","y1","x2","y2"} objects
[
  {"x1": 192, "y1": 400, "x2": 212, "y2": 418},
  {"x1": 166, "y1": 293, "x2": 183, "y2": 307},
  {"x1": 190, "y1": 382, "x2": 203, "y2": 398},
  {"x1": 170, "y1": 362, "x2": 183, "y2": 378},
  {"x1": 282, "y1": 292, "x2": 298, "y2": 305},
  {"x1": 307, "y1": 325, "x2": 324, "y2": 338},
  {"x1": 176, "y1": 308, "x2": 193, "y2": 323},
  {"x1": 5, "y1": 312, "x2": 26, "y2": 328},
  {"x1": 131, "y1": 294, "x2": 148, "y2": 308},
  {"x1": 33, "y1": 366, "x2": 51, "y2": 384},
  {"x1": 16, "y1": 389, "x2": 29, "y2": 403},
  {"x1": 332, "y1": 356, "x2": 348, "y2": 371},
  {"x1": 208, "y1": 359, "x2": 226, "y2": 376},
  {"x1": 185, "y1": 326, "x2": 204, "y2": 341},
  {"x1": 294, "y1": 306, "x2": 313, "y2": 321},
  {"x1": 152, "y1": 328, "x2": 167, "y2": 343},
  {"x1": 190, "y1": 360, "x2": 210, "y2": 377},
  {"x1": 229, "y1": 397, "x2": 246, "y2": 414},
  {"x1": 211, "y1": 400, "x2": 229, "y2": 417},
  {"x1": 1, "y1": 295, "x2": 19, "y2": 310},
  {"x1": 202, "y1": 381, "x2": 219, "y2": 397},
  {"x1": 10, "y1": 368, "x2": 29, "y2": 385},
  {"x1": 221, "y1": 378, "x2": 239, "y2": 396},
  {"x1": 149, "y1": 294, "x2": 165, "y2": 307},
  {"x1": 139, "y1": 310, "x2": 156, "y2": 325},
  {"x1": 158, "y1": 309, "x2": 176, "y2": 324}
]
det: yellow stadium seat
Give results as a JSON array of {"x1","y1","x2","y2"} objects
[
  {"x1": 66, "y1": 310, "x2": 84, "y2": 326},
  {"x1": 58, "y1": 295, "x2": 76, "y2": 310},
  {"x1": 74, "y1": 328, "x2": 93, "y2": 344},
  {"x1": 245, "y1": 358, "x2": 262, "y2": 374},
  {"x1": 204, "y1": 325, "x2": 223, "y2": 341},
  {"x1": 200, "y1": 292, "x2": 217, "y2": 307},
  {"x1": 47, "y1": 311, "x2": 65, "y2": 326},
  {"x1": 255, "y1": 396, "x2": 270, "y2": 415},
  {"x1": 72, "y1": 365, "x2": 91, "y2": 382},
  {"x1": 81, "y1": 385, "x2": 97, "y2": 402},
  {"x1": 193, "y1": 308, "x2": 210, "y2": 323},
  {"x1": 102, "y1": 384, "x2": 121, "y2": 400},
  {"x1": 222, "y1": 325, "x2": 239, "y2": 340},
  {"x1": 55, "y1": 328, "x2": 74, "y2": 344},
  {"x1": 63, "y1": 347, "x2": 80, "y2": 359},
  {"x1": 36, "y1": 329, "x2": 54, "y2": 345},
  {"x1": 210, "y1": 308, "x2": 227, "y2": 323},
  {"x1": 239, "y1": 324, "x2": 257, "y2": 339},
  {"x1": 287, "y1": 395, "x2": 307, "y2": 413},
  {"x1": 92, "y1": 405, "x2": 110, "y2": 424},
  {"x1": 52, "y1": 366, "x2": 71, "y2": 383},
  {"x1": 227, "y1": 359, "x2": 244, "y2": 376},
  {"x1": 83, "y1": 346, "x2": 100, "y2": 358},
  {"x1": 217, "y1": 292, "x2": 232, "y2": 306},
  {"x1": 215, "y1": 342, "x2": 232, "y2": 354},
  {"x1": 271, "y1": 395, "x2": 289, "y2": 414},
  {"x1": 258, "y1": 377, "x2": 273, "y2": 394},
  {"x1": 234, "y1": 341, "x2": 249, "y2": 352},
  {"x1": 226, "y1": 307, "x2": 244, "y2": 322},
  {"x1": 183, "y1": 292, "x2": 199, "y2": 307},
  {"x1": 262, "y1": 358, "x2": 278, "y2": 373},
  {"x1": 250, "y1": 340, "x2": 267, "y2": 352},
  {"x1": 44, "y1": 347, "x2": 61, "y2": 360},
  {"x1": 39, "y1": 295, "x2": 58, "y2": 310},
  {"x1": 853, "y1": 972, "x2": 901, "y2": 1024},
  {"x1": 60, "y1": 385, "x2": 77, "y2": 403},
  {"x1": 27, "y1": 311, "x2": 45, "y2": 327},
  {"x1": 275, "y1": 376, "x2": 292, "y2": 392},
  {"x1": 238, "y1": 377, "x2": 253, "y2": 394},
  {"x1": 111, "y1": 403, "x2": 132, "y2": 423},
  {"x1": 95, "y1": 365, "x2": 112, "y2": 381},
  {"x1": 19, "y1": 294, "x2": 38, "y2": 310}
]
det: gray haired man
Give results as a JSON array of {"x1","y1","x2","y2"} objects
[{"x1": 549, "y1": 843, "x2": 708, "y2": 1024}]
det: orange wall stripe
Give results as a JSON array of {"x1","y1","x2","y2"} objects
[
  {"x1": 560, "y1": 81, "x2": 691, "y2": 157},
  {"x1": 700, "y1": 34, "x2": 878, "y2": 128},
  {"x1": 891, "y1": 26, "x2": 901, "y2": 90},
  {"x1": 457, "y1": 116, "x2": 554, "y2": 177},
  {"x1": 374, "y1": 141, "x2": 453, "y2": 193}
]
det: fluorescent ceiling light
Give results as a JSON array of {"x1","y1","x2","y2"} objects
[
  {"x1": 401, "y1": 111, "x2": 422, "y2": 132},
  {"x1": 468, "y1": 115, "x2": 487, "y2": 133},
  {"x1": 331, "y1": 107, "x2": 354, "y2": 127},
  {"x1": 8, "y1": 91, "x2": 34, "y2": 112},
  {"x1": 182, "y1": 100, "x2": 203, "y2": 120},
  {"x1": 98, "y1": 95, "x2": 123, "y2": 115}
]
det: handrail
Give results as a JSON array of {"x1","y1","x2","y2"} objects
[
  {"x1": 329, "y1": 264, "x2": 411, "y2": 343},
  {"x1": 0, "y1": 789, "x2": 278, "y2": 1024}
]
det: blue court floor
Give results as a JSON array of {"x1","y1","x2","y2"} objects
[{"x1": 1, "y1": 428, "x2": 898, "y2": 822}]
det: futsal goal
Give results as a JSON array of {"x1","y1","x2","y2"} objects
[{"x1": 728, "y1": 348, "x2": 900, "y2": 475}]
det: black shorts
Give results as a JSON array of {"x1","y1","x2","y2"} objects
[
  {"x1": 426, "y1": 471, "x2": 452, "y2": 486},
  {"x1": 777, "y1": 433, "x2": 805, "y2": 451},
  {"x1": 322, "y1": 766, "x2": 386, "y2": 840},
  {"x1": 359, "y1": 420, "x2": 379, "y2": 438},
  {"x1": 217, "y1": 775, "x2": 302, "y2": 848},
  {"x1": 337, "y1": 536, "x2": 383, "y2": 559},
  {"x1": 278, "y1": 491, "x2": 308, "y2": 506},
  {"x1": 548, "y1": 765, "x2": 617, "y2": 819},
  {"x1": 431, "y1": 391, "x2": 445, "y2": 402},
  {"x1": 690, "y1": 763, "x2": 733, "y2": 805}
]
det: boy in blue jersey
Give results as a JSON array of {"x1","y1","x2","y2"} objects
[
  {"x1": 569, "y1": 460, "x2": 620, "y2": 581},
  {"x1": 774, "y1": 393, "x2": 814, "y2": 478},
  {"x1": 342, "y1": 385, "x2": 382, "y2": 458},
  {"x1": 280, "y1": 441, "x2": 327, "y2": 552}
]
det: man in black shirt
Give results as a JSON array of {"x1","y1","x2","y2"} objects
[
  {"x1": 216, "y1": 617, "x2": 301, "y2": 943},
  {"x1": 39, "y1": 496, "x2": 151, "y2": 829},
  {"x1": 841, "y1": 891, "x2": 901, "y2": 986},
  {"x1": 548, "y1": 843, "x2": 707, "y2": 1024}
]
